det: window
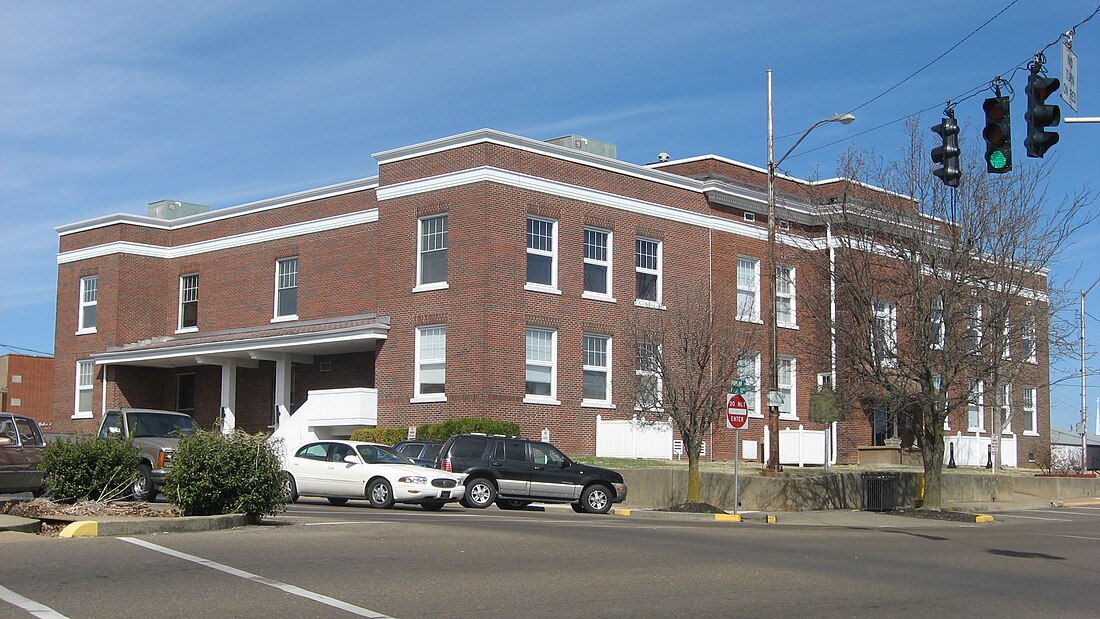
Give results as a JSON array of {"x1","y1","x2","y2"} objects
[
  {"x1": 275, "y1": 258, "x2": 299, "y2": 319},
  {"x1": 1000, "y1": 384, "x2": 1012, "y2": 434},
  {"x1": 525, "y1": 327, "x2": 557, "y2": 403},
  {"x1": 582, "y1": 334, "x2": 612, "y2": 405},
  {"x1": 178, "y1": 274, "x2": 198, "y2": 331},
  {"x1": 1002, "y1": 322, "x2": 1012, "y2": 359},
  {"x1": 1023, "y1": 387, "x2": 1038, "y2": 435},
  {"x1": 778, "y1": 356, "x2": 796, "y2": 418},
  {"x1": 176, "y1": 373, "x2": 196, "y2": 416},
  {"x1": 417, "y1": 214, "x2": 448, "y2": 289},
  {"x1": 635, "y1": 339, "x2": 662, "y2": 410},
  {"x1": 967, "y1": 379, "x2": 985, "y2": 432},
  {"x1": 737, "y1": 257, "x2": 759, "y2": 321},
  {"x1": 635, "y1": 238, "x2": 662, "y2": 306},
  {"x1": 776, "y1": 265, "x2": 796, "y2": 326},
  {"x1": 966, "y1": 303, "x2": 982, "y2": 352},
  {"x1": 78, "y1": 276, "x2": 97, "y2": 333},
  {"x1": 526, "y1": 217, "x2": 558, "y2": 292},
  {"x1": 583, "y1": 228, "x2": 612, "y2": 300},
  {"x1": 738, "y1": 353, "x2": 761, "y2": 417},
  {"x1": 75, "y1": 360, "x2": 94, "y2": 418},
  {"x1": 930, "y1": 295, "x2": 944, "y2": 349},
  {"x1": 933, "y1": 374, "x2": 949, "y2": 430},
  {"x1": 1022, "y1": 317, "x2": 1037, "y2": 363},
  {"x1": 872, "y1": 300, "x2": 898, "y2": 367},
  {"x1": 414, "y1": 326, "x2": 446, "y2": 401}
]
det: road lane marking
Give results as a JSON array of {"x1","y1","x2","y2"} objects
[
  {"x1": 0, "y1": 584, "x2": 69, "y2": 619},
  {"x1": 303, "y1": 521, "x2": 390, "y2": 526},
  {"x1": 992, "y1": 514, "x2": 1073, "y2": 521},
  {"x1": 1026, "y1": 532, "x2": 1100, "y2": 541},
  {"x1": 119, "y1": 537, "x2": 392, "y2": 618},
  {"x1": 1026, "y1": 509, "x2": 1100, "y2": 516}
]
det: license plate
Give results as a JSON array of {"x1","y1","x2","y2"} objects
[{"x1": 440, "y1": 491, "x2": 450, "y2": 499}]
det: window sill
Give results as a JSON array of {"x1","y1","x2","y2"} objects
[
  {"x1": 748, "y1": 412, "x2": 765, "y2": 419},
  {"x1": 75, "y1": 328, "x2": 97, "y2": 336},
  {"x1": 1023, "y1": 431, "x2": 1040, "y2": 437},
  {"x1": 71, "y1": 412, "x2": 94, "y2": 420},
  {"x1": 175, "y1": 327, "x2": 198, "y2": 335},
  {"x1": 581, "y1": 400, "x2": 615, "y2": 409},
  {"x1": 633, "y1": 406, "x2": 665, "y2": 414},
  {"x1": 410, "y1": 394, "x2": 447, "y2": 404},
  {"x1": 582, "y1": 292, "x2": 616, "y2": 303},
  {"x1": 271, "y1": 315, "x2": 299, "y2": 323},
  {"x1": 523, "y1": 395, "x2": 561, "y2": 406},
  {"x1": 524, "y1": 283, "x2": 562, "y2": 295},
  {"x1": 634, "y1": 300, "x2": 666, "y2": 310},
  {"x1": 778, "y1": 323, "x2": 799, "y2": 331},
  {"x1": 779, "y1": 414, "x2": 798, "y2": 421},
  {"x1": 736, "y1": 317, "x2": 764, "y2": 325},
  {"x1": 413, "y1": 282, "x2": 449, "y2": 293},
  {"x1": 967, "y1": 427, "x2": 985, "y2": 434}
]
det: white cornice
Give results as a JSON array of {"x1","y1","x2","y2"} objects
[
  {"x1": 56, "y1": 177, "x2": 379, "y2": 236},
  {"x1": 58, "y1": 209, "x2": 379, "y2": 264}
]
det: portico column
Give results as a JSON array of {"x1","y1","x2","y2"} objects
[
  {"x1": 220, "y1": 359, "x2": 237, "y2": 434},
  {"x1": 273, "y1": 352, "x2": 293, "y2": 429}
]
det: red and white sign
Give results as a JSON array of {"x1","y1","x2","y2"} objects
[{"x1": 726, "y1": 393, "x2": 749, "y2": 430}]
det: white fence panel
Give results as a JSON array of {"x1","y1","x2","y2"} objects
[
  {"x1": 595, "y1": 415, "x2": 673, "y2": 460},
  {"x1": 943, "y1": 432, "x2": 1017, "y2": 468},
  {"x1": 763, "y1": 424, "x2": 837, "y2": 467}
]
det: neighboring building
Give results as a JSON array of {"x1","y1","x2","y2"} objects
[
  {"x1": 1, "y1": 354, "x2": 54, "y2": 429},
  {"x1": 1050, "y1": 428, "x2": 1100, "y2": 471},
  {"x1": 51, "y1": 129, "x2": 1052, "y2": 465}
]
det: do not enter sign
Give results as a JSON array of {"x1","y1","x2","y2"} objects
[{"x1": 726, "y1": 393, "x2": 749, "y2": 429}]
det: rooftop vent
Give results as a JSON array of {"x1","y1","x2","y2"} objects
[
  {"x1": 147, "y1": 200, "x2": 210, "y2": 220},
  {"x1": 545, "y1": 135, "x2": 617, "y2": 159}
]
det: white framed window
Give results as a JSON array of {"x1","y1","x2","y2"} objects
[
  {"x1": 416, "y1": 214, "x2": 448, "y2": 291},
  {"x1": 967, "y1": 379, "x2": 985, "y2": 432},
  {"x1": 77, "y1": 275, "x2": 97, "y2": 334},
  {"x1": 582, "y1": 228, "x2": 614, "y2": 301},
  {"x1": 1022, "y1": 317, "x2": 1037, "y2": 363},
  {"x1": 178, "y1": 274, "x2": 198, "y2": 332},
  {"x1": 1002, "y1": 322, "x2": 1012, "y2": 360},
  {"x1": 635, "y1": 339, "x2": 662, "y2": 410},
  {"x1": 778, "y1": 356, "x2": 796, "y2": 419},
  {"x1": 930, "y1": 295, "x2": 945, "y2": 349},
  {"x1": 933, "y1": 374, "x2": 949, "y2": 430},
  {"x1": 74, "y1": 360, "x2": 94, "y2": 418},
  {"x1": 1023, "y1": 386, "x2": 1038, "y2": 435},
  {"x1": 413, "y1": 325, "x2": 446, "y2": 402},
  {"x1": 274, "y1": 257, "x2": 299, "y2": 321},
  {"x1": 582, "y1": 334, "x2": 612, "y2": 407},
  {"x1": 966, "y1": 302, "x2": 982, "y2": 352},
  {"x1": 872, "y1": 299, "x2": 898, "y2": 367},
  {"x1": 738, "y1": 353, "x2": 762, "y2": 417},
  {"x1": 635, "y1": 238, "x2": 662, "y2": 307},
  {"x1": 776, "y1": 265, "x2": 796, "y2": 327},
  {"x1": 737, "y1": 256, "x2": 760, "y2": 322},
  {"x1": 526, "y1": 216, "x2": 559, "y2": 294},
  {"x1": 524, "y1": 327, "x2": 558, "y2": 404},
  {"x1": 1000, "y1": 384, "x2": 1013, "y2": 434}
]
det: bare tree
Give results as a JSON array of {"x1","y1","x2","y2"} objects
[
  {"x1": 804, "y1": 121, "x2": 1092, "y2": 508},
  {"x1": 633, "y1": 287, "x2": 763, "y2": 503}
]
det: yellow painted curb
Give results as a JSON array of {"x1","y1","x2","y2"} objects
[
  {"x1": 714, "y1": 513, "x2": 741, "y2": 522},
  {"x1": 974, "y1": 515, "x2": 994, "y2": 524},
  {"x1": 611, "y1": 508, "x2": 632, "y2": 516},
  {"x1": 59, "y1": 521, "x2": 98, "y2": 538},
  {"x1": 766, "y1": 515, "x2": 777, "y2": 524}
]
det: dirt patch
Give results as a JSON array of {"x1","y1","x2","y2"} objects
[
  {"x1": 658, "y1": 502, "x2": 728, "y2": 514},
  {"x1": 1, "y1": 498, "x2": 179, "y2": 520},
  {"x1": 886, "y1": 507, "x2": 986, "y2": 522}
]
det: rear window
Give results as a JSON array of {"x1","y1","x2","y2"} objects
[
  {"x1": 450, "y1": 437, "x2": 487, "y2": 459},
  {"x1": 422, "y1": 443, "x2": 442, "y2": 460}
]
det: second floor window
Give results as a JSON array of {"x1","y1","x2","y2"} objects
[
  {"x1": 179, "y1": 274, "x2": 198, "y2": 330},
  {"x1": 1022, "y1": 317, "x2": 1037, "y2": 363},
  {"x1": 872, "y1": 299, "x2": 898, "y2": 367},
  {"x1": 737, "y1": 352, "x2": 761, "y2": 417},
  {"x1": 1023, "y1": 386, "x2": 1037, "y2": 434},
  {"x1": 737, "y1": 257, "x2": 759, "y2": 321},
  {"x1": 635, "y1": 238, "x2": 661, "y2": 306},
  {"x1": 526, "y1": 217, "x2": 557, "y2": 291},
  {"x1": 966, "y1": 303, "x2": 982, "y2": 352},
  {"x1": 582, "y1": 334, "x2": 611, "y2": 404},
  {"x1": 583, "y1": 228, "x2": 611, "y2": 298},
  {"x1": 275, "y1": 257, "x2": 298, "y2": 319},
  {"x1": 968, "y1": 379, "x2": 985, "y2": 431},
  {"x1": 776, "y1": 265, "x2": 795, "y2": 326},
  {"x1": 635, "y1": 339, "x2": 662, "y2": 410},
  {"x1": 418, "y1": 214, "x2": 448, "y2": 287},
  {"x1": 525, "y1": 327, "x2": 557, "y2": 401},
  {"x1": 415, "y1": 325, "x2": 446, "y2": 399},
  {"x1": 930, "y1": 295, "x2": 945, "y2": 349},
  {"x1": 78, "y1": 276, "x2": 97, "y2": 333}
]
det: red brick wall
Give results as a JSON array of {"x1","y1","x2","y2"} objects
[{"x1": 2, "y1": 355, "x2": 54, "y2": 428}]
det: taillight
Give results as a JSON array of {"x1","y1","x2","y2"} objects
[{"x1": 441, "y1": 458, "x2": 452, "y2": 472}]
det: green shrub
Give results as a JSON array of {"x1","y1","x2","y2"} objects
[
  {"x1": 417, "y1": 417, "x2": 521, "y2": 441},
  {"x1": 163, "y1": 430, "x2": 284, "y2": 518},
  {"x1": 349, "y1": 427, "x2": 408, "y2": 445},
  {"x1": 39, "y1": 437, "x2": 138, "y2": 501}
]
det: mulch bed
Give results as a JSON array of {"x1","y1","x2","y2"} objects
[
  {"x1": 658, "y1": 502, "x2": 728, "y2": 514},
  {"x1": 1, "y1": 498, "x2": 178, "y2": 519},
  {"x1": 885, "y1": 507, "x2": 986, "y2": 522}
]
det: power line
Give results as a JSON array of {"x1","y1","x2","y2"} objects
[{"x1": 0, "y1": 343, "x2": 53, "y2": 357}]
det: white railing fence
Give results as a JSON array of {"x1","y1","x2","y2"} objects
[
  {"x1": 595, "y1": 414, "x2": 673, "y2": 459},
  {"x1": 763, "y1": 423, "x2": 839, "y2": 467},
  {"x1": 943, "y1": 432, "x2": 1017, "y2": 467}
]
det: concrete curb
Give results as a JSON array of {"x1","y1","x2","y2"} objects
[
  {"x1": 611, "y1": 508, "x2": 777, "y2": 523},
  {"x1": 49, "y1": 513, "x2": 251, "y2": 538}
]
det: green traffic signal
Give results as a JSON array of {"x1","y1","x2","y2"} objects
[
  {"x1": 982, "y1": 96, "x2": 1012, "y2": 174},
  {"x1": 988, "y1": 149, "x2": 1008, "y2": 170}
]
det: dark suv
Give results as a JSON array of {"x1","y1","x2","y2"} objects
[{"x1": 437, "y1": 434, "x2": 627, "y2": 514}]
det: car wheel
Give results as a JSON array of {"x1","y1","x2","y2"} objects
[
  {"x1": 327, "y1": 497, "x2": 350, "y2": 506},
  {"x1": 132, "y1": 464, "x2": 156, "y2": 502},
  {"x1": 367, "y1": 479, "x2": 395, "y2": 509},
  {"x1": 580, "y1": 484, "x2": 613, "y2": 514},
  {"x1": 495, "y1": 498, "x2": 530, "y2": 510},
  {"x1": 282, "y1": 473, "x2": 299, "y2": 503},
  {"x1": 570, "y1": 502, "x2": 586, "y2": 513},
  {"x1": 420, "y1": 500, "x2": 446, "y2": 511},
  {"x1": 460, "y1": 478, "x2": 496, "y2": 509}
]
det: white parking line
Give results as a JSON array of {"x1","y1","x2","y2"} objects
[
  {"x1": 992, "y1": 513, "x2": 1073, "y2": 521},
  {"x1": 119, "y1": 537, "x2": 392, "y2": 618},
  {"x1": 0, "y1": 583, "x2": 69, "y2": 618},
  {"x1": 303, "y1": 521, "x2": 391, "y2": 526},
  {"x1": 1026, "y1": 532, "x2": 1100, "y2": 541}
]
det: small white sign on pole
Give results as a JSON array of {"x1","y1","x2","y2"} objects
[
  {"x1": 407, "y1": 425, "x2": 416, "y2": 440},
  {"x1": 1063, "y1": 40, "x2": 1079, "y2": 112}
]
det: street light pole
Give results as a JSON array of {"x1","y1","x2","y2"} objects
[
  {"x1": 765, "y1": 69, "x2": 855, "y2": 473},
  {"x1": 1081, "y1": 276, "x2": 1100, "y2": 471}
]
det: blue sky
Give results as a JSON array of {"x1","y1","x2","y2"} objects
[{"x1": 3, "y1": 1, "x2": 1098, "y2": 433}]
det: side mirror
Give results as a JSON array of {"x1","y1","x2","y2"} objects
[
  {"x1": 343, "y1": 455, "x2": 359, "y2": 465},
  {"x1": 106, "y1": 426, "x2": 122, "y2": 436},
  {"x1": 560, "y1": 459, "x2": 571, "y2": 468}
]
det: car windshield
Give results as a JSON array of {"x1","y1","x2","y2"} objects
[
  {"x1": 356, "y1": 444, "x2": 415, "y2": 465},
  {"x1": 129, "y1": 413, "x2": 198, "y2": 438}
]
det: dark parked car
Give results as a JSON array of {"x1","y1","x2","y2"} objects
[
  {"x1": 437, "y1": 434, "x2": 627, "y2": 514},
  {"x1": 392, "y1": 440, "x2": 444, "y2": 467},
  {"x1": 0, "y1": 413, "x2": 46, "y2": 496}
]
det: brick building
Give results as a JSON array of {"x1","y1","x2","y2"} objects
[
  {"x1": 51, "y1": 129, "x2": 1050, "y2": 465},
  {"x1": 1, "y1": 354, "x2": 54, "y2": 428}
]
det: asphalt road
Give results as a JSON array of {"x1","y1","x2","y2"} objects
[{"x1": 3, "y1": 500, "x2": 1099, "y2": 618}]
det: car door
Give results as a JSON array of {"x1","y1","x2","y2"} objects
[
  {"x1": 325, "y1": 442, "x2": 364, "y2": 497},
  {"x1": 528, "y1": 442, "x2": 580, "y2": 499},
  {"x1": 288, "y1": 442, "x2": 333, "y2": 495},
  {"x1": 0, "y1": 415, "x2": 27, "y2": 492},
  {"x1": 491, "y1": 439, "x2": 532, "y2": 497}
]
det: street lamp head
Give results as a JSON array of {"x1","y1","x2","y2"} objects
[{"x1": 830, "y1": 113, "x2": 856, "y2": 125}]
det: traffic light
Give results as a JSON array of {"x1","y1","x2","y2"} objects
[
  {"x1": 982, "y1": 96, "x2": 1011, "y2": 173},
  {"x1": 931, "y1": 115, "x2": 961, "y2": 187},
  {"x1": 1025, "y1": 70, "x2": 1060, "y2": 158}
]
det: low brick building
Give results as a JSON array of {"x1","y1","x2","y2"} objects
[{"x1": 51, "y1": 129, "x2": 1050, "y2": 465}]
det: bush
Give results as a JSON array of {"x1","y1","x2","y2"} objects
[
  {"x1": 163, "y1": 430, "x2": 284, "y2": 518},
  {"x1": 349, "y1": 427, "x2": 408, "y2": 445},
  {"x1": 39, "y1": 437, "x2": 138, "y2": 501},
  {"x1": 351, "y1": 418, "x2": 523, "y2": 445}
]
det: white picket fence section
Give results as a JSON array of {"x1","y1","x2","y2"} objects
[
  {"x1": 595, "y1": 414, "x2": 674, "y2": 459},
  {"x1": 943, "y1": 432, "x2": 1018, "y2": 467},
  {"x1": 763, "y1": 424, "x2": 838, "y2": 467}
]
